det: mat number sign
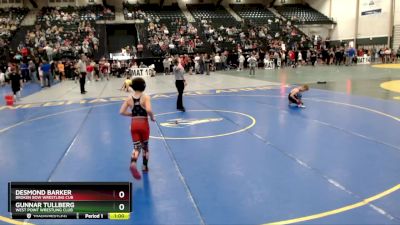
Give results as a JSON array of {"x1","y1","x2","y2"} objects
[{"x1": 130, "y1": 68, "x2": 153, "y2": 77}]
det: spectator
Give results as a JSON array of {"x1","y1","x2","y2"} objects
[
  {"x1": 86, "y1": 59, "x2": 95, "y2": 82},
  {"x1": 132, "y1": 45, "x2": 137, "y2": 58},
  {"x1": 20, "y1": 61, "x2": 29, "y2": 83},
  {"x1": 348, "y1": 46, "x2": 356, "y2": 66},
  {"x1": 247, "y1": 54, "x2": 257, "y2": 76},
  {"x1": 204, "y1": 53, "x2": 211, "y2": 75},
  {"x1": 41, "y1": 60, "x2": 52, "y2": 88},
  {"x1": 57, "y1": 61, "x2": 65, "y2": 81},
  {"x1": 163, "y1": 57, "x2": 171, "y2": 75},
  {"x1": 28, "y1": 60, "x2": 37, "y2": 83},
  {"x1": 10, "y1": 70, "x2": 22, "y2": 100},
  {"x1": 137, "y1": 42, "x2": 143, "y2": 57},
  {"x1": 0, "y1": 70, "x2": 5, "y2": 86},
  {"x1": 238, "y1": 53, "x2": 245, "y2": 71},
  {"x1": 214, "y1": 53, "x2": 221, "y2": 71}
]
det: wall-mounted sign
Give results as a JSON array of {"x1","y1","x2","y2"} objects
[{"x1": 360, "y1": 0, "x2": 382, "y2": 16}]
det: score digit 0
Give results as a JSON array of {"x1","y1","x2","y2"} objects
[{"x1": 119, "y1": 191, "x2": 125, "y2": 199}]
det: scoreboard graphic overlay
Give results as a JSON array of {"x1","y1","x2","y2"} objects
[{"x1": 8, "y1": 182, "x2": 132, "y2": 220}]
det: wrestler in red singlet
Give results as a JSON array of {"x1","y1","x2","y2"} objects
[{"x1": 120, "y1": 77, "x2": 155, "y2": 180}]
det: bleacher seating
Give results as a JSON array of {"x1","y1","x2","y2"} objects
[
  {"x1": 29, "y1": 6, "x2": 101, "y2": 60},
  {"x1": 137, "y1": 4, "x2": 211, "y2": 57},
  {"x1": 187, "y1": 4, "x2": 241, "y2": 53},
  {"x1": 187, "y1": 4, "x2": 239, "y2": 27},
  {"x1": 141, "y1": 3, "x2": 184, "y2": 21},
  {"x1": 0, "y1": 7, "x2": 29, "y2": 42},
  {"x1": 275, "y1": 4, "x2": 334, "y2": 24},
  {"x1": 230, "y1": 4, "x2": 275, "y2": 21},
  {"x1": 230, "y1": 4, "x2": 281, "y2": 32},
  {"x1": 123, "y1": 2, "x2": 146, "y2": 20},
  {"x1": 78, "y1": 4, "x2": 115, "y2": 21},
  {"x1": 35, "y1": 6, "x2": 82, "y2": 41},
  {"x1": 1, "y1": 3, "x2": 316, "y2": 61}
]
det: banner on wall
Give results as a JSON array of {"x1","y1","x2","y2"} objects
[{"x1": 360, "y1": 0, "x2": 382, "y2": 16}]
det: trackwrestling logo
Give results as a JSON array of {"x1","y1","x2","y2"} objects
[{"x1": 160, "y1": 118, "x2": 223, "y2": 128}]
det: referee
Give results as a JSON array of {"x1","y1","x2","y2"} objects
[
  {"x1": 173, "y1": 58, "x2": 186, "y2": 112},
  {"x1": 77, "y1": 55, "x2": 87, "y2": 94}
]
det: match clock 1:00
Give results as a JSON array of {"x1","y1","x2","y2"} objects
[{"x1": 109, "y1": 212, "x2": 130, "y2": 220}]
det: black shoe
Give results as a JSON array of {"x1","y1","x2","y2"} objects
[
  {"x1": 81, "y1": 91, "x2": 87, "y2": 94},
  {"x1": 178, "y1": 107, "x2": 186, "y2": 112}
]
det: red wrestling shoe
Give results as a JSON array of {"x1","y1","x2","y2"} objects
[{"x1": 130, "y1": 164, "x2": 141, "y2": 180}]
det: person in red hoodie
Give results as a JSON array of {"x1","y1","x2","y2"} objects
[
  {"x1": 86, "y1": 60, "x2": 94, "y2": 82},
  {"x1": 21, "y1": 47, "x2": 29, "y2": 58},
  {"x1": 289, "y1": 50, "x2": 296, "y2": 68}
]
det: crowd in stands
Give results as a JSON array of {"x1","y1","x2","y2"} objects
[
  {"x1": 22, "y1": 6, "x2": 103, "y2": 63},
  {"x1": 0, "y1": 8, "x2": 29, "y2": 42},
  {"x1": 123, "y1": 2, "x2": 146, "y2": 20},
  {"x1": 147, "y1": 18, "x2": 203, "y2": 56},
  {"x1": 156, "y1": 43, "x2": 400, "y2": 78},
  {"x1": 0, "y1": 5, "x2": 115, "y2": 96},
  {"x1": 275, "y1": 4, "x2": 334, "y2": 24},
  {"x1": 200, "y1": 16, "x2": 312, "y2": 58},
  {"x1": 79, "y1": 4, "x2": 115, "y2": 21},
  {"x1": 122, "y1": 3, "x2": 317, "y2": 60}
]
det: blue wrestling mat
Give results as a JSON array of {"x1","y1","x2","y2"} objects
[{"x1": 0, "y1": 86, "x2": 400, "y2": 225}]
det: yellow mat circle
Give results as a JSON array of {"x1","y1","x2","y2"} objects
[
  {"x1": 372, "y1": 64, "x2": 400, "y2": 69},
  {"x1": 380, "y1": 80, "x2": 400, "y2": 93}
]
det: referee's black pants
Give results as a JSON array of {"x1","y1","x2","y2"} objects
[
  {"x1": 80, "y1": 72, "x2": 86, "y2": 93},
  {"x1": 175, "y1": 80, "x2": 185, "y2": 110}
]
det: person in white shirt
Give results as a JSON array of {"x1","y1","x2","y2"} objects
[
  {"x1": 259, "y1": 30, "x2": 265, "y2": 38},
  {"x1": 384, "y1": 48, "x2": 391, "y2": 63},
  {"x1": 168, "y1": 42, "x2": 175, "y2": 50},
  {"x1": 0, "y1": 71, "x2": 5, "y2": 86},
  {"x1": 298, "y1": 52, "x2": 303, "y2": 66},
  {"x1": 82, "y1": 44, "x2": 89, "y2": 54},
  {"x1": 187, "y1": 45, "x2": 194, "y2": 53},
  {"x1": 263, "y1": 54, "x2": 271, "y2": 69},
  {"x1": 247, "y1": 54, "x2": 257, "y2": 76},
  {"x1": 104, "y1": 60, "x2": 110, "y2": 80},
  {"x1": 214, "y1": 53, "x2": 221, "y2": 71},
  {"x1": 238, "y1": 53, "x2": 245, "y2": 71},
  {"x1": 163, "y1": 57, "x2": 171, "y2": 75},
  {"x1": 92, "y1": 36, "x2": 99, "y2": 50},
  {"x1": 194, "y1": 54, "x2": 201, "y2": 74},
  {"x1": 44, "y1": 45, "x2": 53, "y2": 62}
]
